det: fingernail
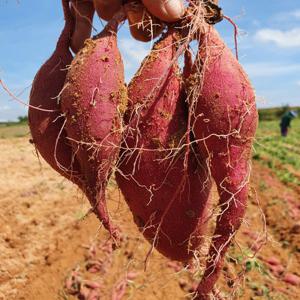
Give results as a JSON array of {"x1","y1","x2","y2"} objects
[{"x1": 164, "y1": 0, "x2": 185, "y2": 20}]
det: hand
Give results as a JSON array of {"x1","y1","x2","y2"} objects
[
  {"x1": 94, "y1": 0, "x2": 185, "y2": 22},
  {"x1": 94, "y1": 0, "x2": 220, "y2": 26},
  {"x1": 94, "y1": 0, "x2": 185, "y2": 42},
  {"x1": 140, "y1": 0, "x2": 185, "y2": 22},
  {"x1": 70, "y1": 0, "x2": 185, "y2": 52}
]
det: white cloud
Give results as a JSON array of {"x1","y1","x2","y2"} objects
[
  {"x1": 244, "y1": 62, "x2": 300, "y2": 77},
  {"x1": 291, "y1": 10, "x2": 300, "y2": 18},
  {"x1": 296, "y1": 80, "x2": 300, "y2": 87},
  {"x1": 251, "y1": 19, "x2": 261, "y2": 27},
  {"x1": 0, "y1": 105, "x2": 10, "y2": 111},
  {"x1": 272, "y1": 10, "x2": 300, "y2": 22},
  {"x1": 255, "y1": 28, "x2": 300, "y2": 48}
]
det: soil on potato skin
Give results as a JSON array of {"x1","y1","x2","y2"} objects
[{"x1": 0, "y1": 137, "x2": 300, "y2": 300}]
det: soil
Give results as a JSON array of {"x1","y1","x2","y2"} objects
[{"x1": 1, "y1": 137, "x2": 299, "y2": 300}]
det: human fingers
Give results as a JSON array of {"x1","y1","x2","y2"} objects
[
  {"x1": 70, "y1": 0, "x2": 95, "y2": 53},
  {"x1": 93, "y1": 0, "x2": 122, "y2": 21},
  {"x1": 141, "y1": 0, "x2": 185, "y2": 22},
  {"x1": 125, "y1": 1, "x2": 164, "y2": 42}
]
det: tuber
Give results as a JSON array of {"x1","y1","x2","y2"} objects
[
  {"x1": 187, "y1": 26, "x2": 258, "y2": 298},
  {"x1": 116, "y1": 29, "x2": 211, "y2": 262},
  {"x1": 28, "y1": 0, "x2": 83, "y2": 187},
  {"x1": 61, "y1": 10, "x2": 127, "y2": 241}
]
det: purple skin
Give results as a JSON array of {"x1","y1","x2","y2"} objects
[
  {"x1": 116, "y1": 30, "x2": 212, "y2": 262},
  {"x1": 61, "y1": 12, "x2": 126, "y2": 241},
  {"x1": 28, "y1": 0, "x2": 83, "y2": 187},
  {"x1": 189, "y1": 27, "x2": 258, "y2": 299}
]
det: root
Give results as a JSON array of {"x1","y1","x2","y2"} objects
[
  {"x1": 0, "y1": 79, "x2": 58, "y2": 113},
  {"x1": 70, "y1": 0, "x2": 97, "y2": 33},
  {"x1": 223, "y1": 15, "x2": 239, "y2": 60},
  {"x1": 53, "y1": 115, "x2": 83, "y2": 183}
]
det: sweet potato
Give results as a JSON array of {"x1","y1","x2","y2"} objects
[
  {"x1": 93, "y1": 0, "x2": 122, "y2": 21},
  {"x1": 70, "y1": 0, "x2": 95, "y2": 54},
  {"x1": 116, "y1": 29, "x2": 211, "y2": 262},
  {"x1": 187, "y1": 27, "x2": 258, "y2": 298},
  {"x1": 61, "y1": 11, "x2": 127, "y2": 240},
  {"x1": 28, "y1": 0, "x2": 83, "y2": 187}
]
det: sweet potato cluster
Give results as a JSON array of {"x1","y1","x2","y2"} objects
[{"x1": 28, "y1": 1, "x2": 257, "y2": 298}]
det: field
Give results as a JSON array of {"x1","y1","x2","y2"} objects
[
  {"x1": 254, "y1": 118, "x2": 300, "y2": 188},
  {"x1": 0, "y1": 120, "x2": 299, "y2": 300},
  {"x1": 0, "y1": 124, "x2": 28, "y2": 139}
]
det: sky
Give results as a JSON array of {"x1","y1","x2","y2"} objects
[{"x1": 0, "y1": 0, "x2": 299, "y2": 122}]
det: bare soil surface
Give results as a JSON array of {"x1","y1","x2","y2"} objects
[{"x1": 1, "y1": 137, "x2": 300, "y2": 299}]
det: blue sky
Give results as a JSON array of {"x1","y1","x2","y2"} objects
[{"x1": 0, "y1": 0, "x2": 299, "y2": 121}]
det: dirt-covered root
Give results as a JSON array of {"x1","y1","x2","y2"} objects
[
  {"x1": 116, "y1": 26, "x2": 214, "y2": 264},
  {"x1": 183, "y1": 23, "x2": 258, "y2": 298},
  {"x1": 60, "y1": 10, "x2": 127, "y2": 243}
]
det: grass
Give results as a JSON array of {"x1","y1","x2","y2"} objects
[{"x1": 0, "y1": 123, "x2": 29, "y2": 139}]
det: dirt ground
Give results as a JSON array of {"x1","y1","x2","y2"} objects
[{"x1": 1, "y1": 137, "x2": 300, "y2": 300}]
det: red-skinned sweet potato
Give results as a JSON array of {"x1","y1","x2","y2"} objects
[
  {"x1": 188, "y1": 27, "x2": 258, "y2": 299},
  {"x1": 28, "y1": 0, "x2": 83, "y2": 187},
  {"x1": 61, "y1": 11, "x2": 127, "y2": 240},
  {"x1": 70, "y1": 0, "x2": 95, "y2": 54},
  {"x1": 116, "y1": 29, "x2": 211, "y2": 262}
]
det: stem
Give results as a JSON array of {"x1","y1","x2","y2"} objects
[
  {"x1": 223, "y1": 15, "x2": 239, "y2": 60},
  {"x1": 57, "y1": 0, "x2": 75, "y2": 50},
  {"x1": 94, "y1": 9, "x2": 126, "y2": 38}
]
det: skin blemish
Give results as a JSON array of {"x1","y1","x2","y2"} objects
[
  {"x1": 101, "y1": 55, "x2": 109, "y2": 62},
  {"x1": 214, "y1": 93, "x2": 220, "y2": 99},
  {"x1": 133, "y1": 215, "x2": 145, "y2": 228},
  {"x1": 185, "y1": 210, "x2": 196, "y2": 218}
]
